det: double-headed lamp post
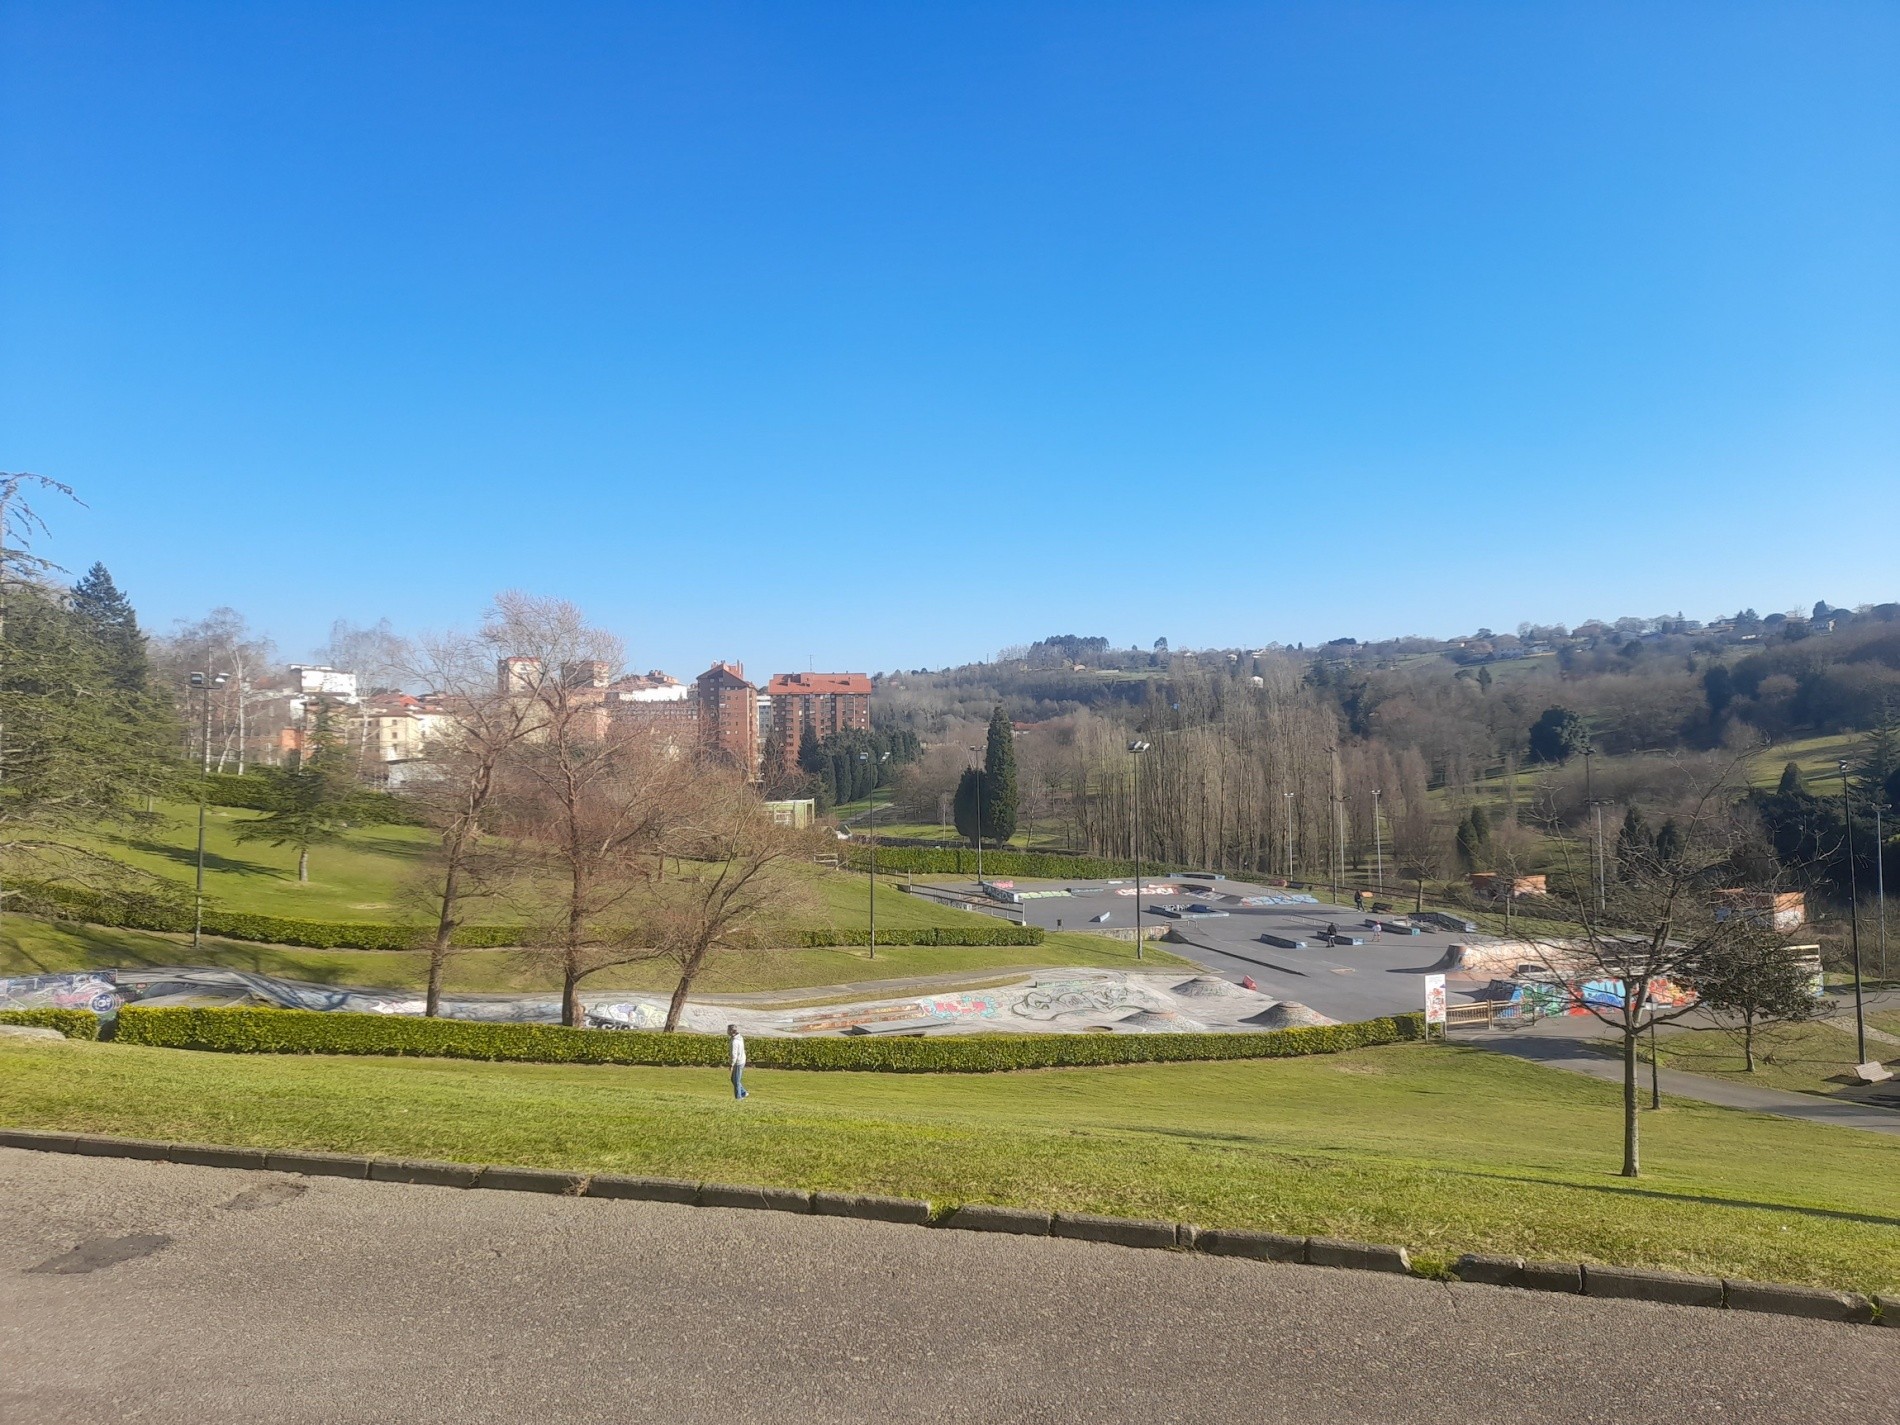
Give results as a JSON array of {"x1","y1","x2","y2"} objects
[
  {"x1": 1839, "y1": 760, "x2": 1868, "y2": 1066},
  {"x1": 189, "y1": 670, "x2": 229, "y2": 953},
  {"x1": 860, "y1": 751, "x2": 889, "y2": 961},
  {"x1": 1128, "y1": 740, "x2": 1151, "y2": 961},
  {"x1": 1371, "y1": 788, "x2": 1384, "y2": 895}
]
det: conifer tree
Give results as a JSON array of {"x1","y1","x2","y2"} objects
[
  {"x1": 980, "y1": 704, "x2": 1018, "y2": 845},
  {"x1": 70, "y1": 562, "x2": 150, "y2": 692},
  {"x1": 236, "y1": 703, "x2": 363, "y2": 882},
  {"x1": 1776, "y1": 761, "x2": 1806, "y2": 797}
]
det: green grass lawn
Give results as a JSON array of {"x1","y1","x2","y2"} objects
[
  {"x1": 1654, "y1": 1013, "x2": 1900, "y2": 1097},
  {"x1": 3, "y1": 1035, "x2": 1895, "y2": 1293},
  {"x1": 0, "y1": 914, "x2": 1188, "y2": 996}
]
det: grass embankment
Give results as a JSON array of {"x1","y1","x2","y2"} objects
[
  {"x1": 3, "y1": 1035, "x2": 1895, "y2": 1293},
  {"x1": 1655, "y1": 1013, "x2": 1900, "y2": 1097},
  {"x1": 0, "y1": 915, "x2": 1188, "y2": 996}
]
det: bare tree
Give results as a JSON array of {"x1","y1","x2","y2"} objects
[{"x1": 1537, "y1": 767, "x2": 1807, "y2": 1177}]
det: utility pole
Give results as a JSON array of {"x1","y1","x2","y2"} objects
[
  {"x1": 1129, "y1": 739, "x2": 1151, "y2": 962},
  {"x1": 1839, "y1": 761, "x2": 1868, "y2": 1065}
]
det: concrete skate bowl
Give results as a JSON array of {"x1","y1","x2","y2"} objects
[
  {"x1": 1116, "y1": 1009, "x2": 1207, "y2": 1033},
  {"x1": 1171, "y1": 976, "x2": 1252, "y2": 1001},
  {"x1": 1242, "y1": 1002, "x2": 1338, "y2": 1030}
]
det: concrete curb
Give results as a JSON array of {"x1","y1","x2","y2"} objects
[{"x1": 0, "y1": 1127, "x2": 1886, "y2": 1326}]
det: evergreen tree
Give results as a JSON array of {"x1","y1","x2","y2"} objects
[
  {"x1": 980, "y1": 704, "x2": 1018, "y2": 845},
  {"x1": 952, "y1": 766, "x2": 982, "y2": 847},
  {"x1": 1455, "y1": 805, "x2": 1491, "y2": 870},
  {"x1": 1476, "y1": 665, "x2": 1492, "y2": 694},
  {"x1": 1776, "y1": 761, "x2": 1807, "y2": 797},
  {"x1": 235, "y1": 704, "x2": 363, "y2": 882},
  {"x1": 1853, "y1": 710, "x2": 1900, "y2": 813},
  {"x1": 1615, "y1": 806, "x2": 1655, "y2": 880},
  {"x1": 69, "y1": 562, "x2": 150, "y2": 692},
  {"x1": 1655, "y1": 817, "x2": 1685, "y2": 867},
  {"x1": 1527, "y1": 706, "x2": 1589, "y2": 764}
]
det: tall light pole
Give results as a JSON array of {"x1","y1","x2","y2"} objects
[
  {"x1": 189, "y1": 670, "x2": 228, "y2": 953},
  {"x1": 1876, "y1": 797, "x2": 1888, "y2": 982},
  {"x1": 1283, "y1": 790, "x2": 1295, "y2": 882},
  {"x1": 1327, "y1": 749, "x2": 1339, "y2": 903},
  {"x1": 1371, "y1": 788, "x2": 1383, "y2": 895},
  {"x1": 1129, "y1": 740, "x2": 1150, "y2": 962},
  {"x1": 966, "y1": 746, "x2": 985, "y2": 886},
  {"x1": 1839, "y1": 760, "x2": 1868, "y2": 1065},
  {"x1": 1584, "y1": 747, "x2": 1608, "y2": 913},
  {"x1": 860, "y1": 750, "x2": 889, "y2": 961}
]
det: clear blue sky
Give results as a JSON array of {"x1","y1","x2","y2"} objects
[{"x1": 3, "y1": 2, "x2": 1895, "y2": 676}]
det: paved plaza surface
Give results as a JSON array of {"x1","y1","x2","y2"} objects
[{"x1": 3, "y1": 1149, "x2": 1895, "y2": 1424}]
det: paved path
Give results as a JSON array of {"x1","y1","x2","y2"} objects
[
  {"x1": 1468, "y1": 1028, "x2": 1900, "y2": 1136},
  {"x1": 3, "y1": 1149, "x2": 1894, "y2": 1424}
]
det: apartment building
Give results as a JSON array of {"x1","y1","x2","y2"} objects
[{"x1": 764, "y1": 672, "x2": 872, "y2": 775}]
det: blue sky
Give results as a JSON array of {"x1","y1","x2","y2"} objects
[{"x1": 3, "y1": 2, "x2": 1895, "y2": 676}]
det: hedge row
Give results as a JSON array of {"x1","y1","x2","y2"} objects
[
  {"x1": 788, "y1": 925, "x2": 1043, "y2": 948},
  {"x1": 115, "y1": 1005, "x2": 1424, "y2": 1072},
  {"x1": 0, "y1": 1008, "x2": 102, "y2": 1040},
  {"x1": 844, "y1": 847, "x2": 1180, "y2": 881},
  {"x1": 12, "y1": 881, "x2": 528, "y2": 952}
]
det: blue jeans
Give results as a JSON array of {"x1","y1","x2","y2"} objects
[{"x1": 731, "y1": 1064, "x2": 747, "y2": 1099}]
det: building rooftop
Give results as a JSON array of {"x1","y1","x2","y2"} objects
[{"x1": 766, "y1": 672, "x2": 873, "y2": 696}]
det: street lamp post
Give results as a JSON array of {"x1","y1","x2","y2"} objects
[
  {"x1": 1129, "y1": 740, "x2": 1150, "y2": 962},
  {"x1": 1283, "y1": 790, "x2": 1295, "y2": 882},
  {"x1": 1877, "y1": 798, "x2": 1888, "y2": 983},
  {"x1": 189, "y1": 670, "x2": 228, "y2": 954},
  {"x1": 1839, "y1": 761, "x2": 1868, "y2": 1065},
  {"x1": 860, "y1": 751, "x2": 890, "y2": 962},
  {"x1": 1371, "y1": 788, "x2": 1383, "y2": 895},
  {"x1": 1327, "y1": 750, "x2": 1339, "y2": 903}
]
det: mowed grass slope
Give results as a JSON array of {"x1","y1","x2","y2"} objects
[{"x1": 4, "y1": 1035, "x2": 1896, "y2": 1294}]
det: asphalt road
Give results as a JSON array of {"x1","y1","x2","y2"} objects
[{"x1": 4, "y1": 1149, "x2": 1894, "y2": 1423}]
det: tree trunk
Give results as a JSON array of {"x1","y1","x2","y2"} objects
[
  {"x1": 1621, "y1": 1021, "x2": 1641, "y2": 1178},
  {"x1": 297, "y1": 847, "x2": 309, "y2": 883},
  {"x1": 562, "y1": 959, "x2": 582, "y2": 1029},
  {"x1": 1743, "y1": 1017, "x2": 1756, "y2": 1073},
  {"x1": 425, "y1": 840, "x2": 466, "y2": 1018},
  {"x1": 664, "y1": 944, "x2": 710, "y2": 1032}
]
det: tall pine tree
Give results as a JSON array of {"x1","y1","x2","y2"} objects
[
  {"x1": 980, "y1": 704, "x2": 1018, "y2": 845},
  {"x1": 70, "y1": 562, "x2": 150, "y2": 693}
]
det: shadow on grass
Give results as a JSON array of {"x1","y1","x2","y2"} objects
[
  {"x1": 1470, "y1": 1168, "x2": 1900, "y2": 1231},
  {"x1": 117, "y1": 838, "x2": 283, "y2": 882}
]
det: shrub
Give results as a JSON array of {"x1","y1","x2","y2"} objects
[
  {"x1": 788, "y1": 925, "x2": 1043, "y2": 948},
  {"x1": 115, "y1": 1006, "x2": 1424, "y2": 1072},
  {"x1": 843, "y1": 847, "x2": 1170, "y2": 880},
  {"x1": 0, "y1": 1008, "x2": 102, "y2": 1040}
]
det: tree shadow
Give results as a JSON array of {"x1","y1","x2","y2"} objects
[
  {"x1": 118, "y1": 838, "x2": 286, "y2": 881},
  {"x1": 1466, "y1": 1168, "x2": 1900, "y2": 1230}
]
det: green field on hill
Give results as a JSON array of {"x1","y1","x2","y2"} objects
[{"x1": 3, "y1": 1033, "x2": 1894, "y2": 1294}]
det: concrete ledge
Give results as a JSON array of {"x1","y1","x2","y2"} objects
[
  {"x1": 1584, "y1": 1265, "x2": 1723, "y2": 1308},
  {"x1": 1873, "y1": 1294, "x2": 1898, "y2": 1327},
  {"x1": 1454, "y1": 1254, "x2": 1525, "y2": 1287},
  {"x1": 164, "y1": 1143, "x2": 268, "y2": 1171},
  {"x1": 264, "y1": 1150, "x2": 371, "y2": 1180},
  {"x1": 73, "y1": 1136, "x2": 171, "y2": 1162},
  {"x1": 0, "y1": 1128, "x2": 79, "y2": 1153},
  {"x1": 1051, "y1": 1213, "x2": 1178, "y2": 1250},
  {"x1": 1307, "y1": 1237, "x2": 1410, "y2": 1274},
  {"x1": 584, "y1": 1174, "x2": 699, "y2": 1205},
  {"x1": 1192, "y1": 1228, "x2": 1306, "y2": 1263},
  {"x1": 939, "y1": 1204, "x2": 1052, "y2": 1236},
  {"x1": 697, "y1": 1182, "x2": 812, "y2": 1214},
  {"x1": 480, "y1": 1166, "x2": 589, "y2": 1196},
  {"x1": 1723, "y1": 1280, "x2": 1874, "y2": 1323},
  {"x1": 812, "y1": 1192, "x2": 932, "y2": 1226},
  {"x1": 1520, "y1": 1261, "x2": 1584, "y2": 1294},
  {"x1": 370, "y1": 1158, "x2": 482, "y2": 1189}
]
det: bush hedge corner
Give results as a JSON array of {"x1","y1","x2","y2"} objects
[
  {"x1": 114, "y1": 1005, "x2": 1425, "y2": 1072},
  {"x1": 0, "y1": 1008, "x2": 102, "y2": 1040}
]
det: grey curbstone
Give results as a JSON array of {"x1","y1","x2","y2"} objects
[
  {"x1": 72, "y1": 1136, "x2": 171, "y2": 1162},
  {"x1": 1874, "y1": 1295, "x2": 1899, "y2": 1327},
  {"x1": 1584, "y1": 1264, "x2": 1723, "y2": 1308},
  {"x1": 479, "y1": 1166, "x2": 590, "y2": 1196},
  {"x1": 370, "y1": 1158, "x2": 483, "y2": 1189},
  {"x1": 1174, "y1": 1224, "x2": 1199, "y2": 1250},
  {"x1": 939, "y1": 1204, "x2": 1052, "y2": 1236},
  {"x1": 812, "y1": 1192, "x2": 932, "y2": 1226},
  {"x1": 1191, "y1": 1228, "x2": 1307, "y2": 1264},
  {"x1": 264, "y1": 1149, "x2": 371, "y2": 1179},
  {"x1": 164, "y1": 1143, "x2": 267, "y2": 1171},
  {"x1": 584, "y1": 1174, "x2": 699, "y2": 1205},
  {"x1": 1723, "y1": 1279, "x2": 1873, "y2": 1323},
  {"x1": 697, "y1": 1182, "x2": 812, "y2": 1214},
  {"x1": 1051, "y1": 1213, "x2": 1179, "y2": 1250},
  {"x1": 1454, "y1": 1254, "x2": 1526, "y2": 1287},
  {"x1": 1306, "y1": 1237, "x2": 1411, "y2": 1274},
  {"x1": 1520, "y1": 1261, "x2": 1584, "y2": 1294},
  {"x1": 0, "y1": 1128, "x2": 79, "y2": 1153}
]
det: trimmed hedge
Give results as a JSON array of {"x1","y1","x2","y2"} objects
[
  {"x1": 0, "y1": 1008, "x2": 102, "y2": 1040},
  {"x1": 12, "y1": 880, "x2": 528, "y2": 952},
  {"x1": 789, "y1": 925, "x2": 1043, "y2": 948},
  {"x1": 843, "y1": 846, "x2": 1178, "y2": 881},
  {"x1": 114, "y1": 1005, "x2": 1425, "y2": 1072}
]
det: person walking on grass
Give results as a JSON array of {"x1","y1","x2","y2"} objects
[{"x1": 728, "y1": 1023, "x2": 748, "y2": 1100}]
